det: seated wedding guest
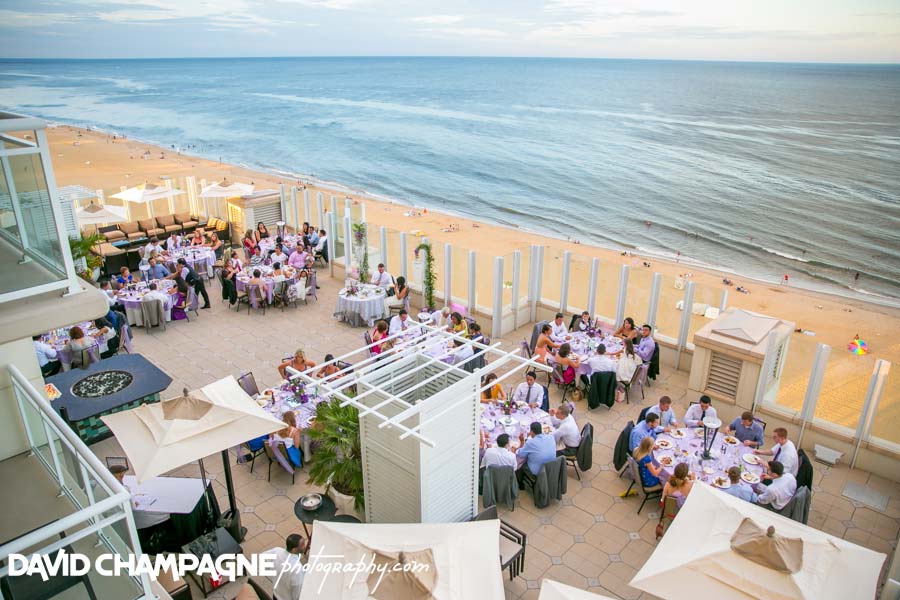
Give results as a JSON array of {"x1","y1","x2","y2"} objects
[
  {"x1": 370, "y1": 263, "x2": 394, "y2": 288},
  {"x1": 661, "y1": 462, "x2": 693, "y2": 508},
  {"x1": 449, "y1": 311, "x2": 468, "y2": 337},
  {"x1": 99, "y1": 280, "x2": 124, "y2": 313},
  {"x1": 207, "y1": 232, "x2": 223, "y2": 258},
  {"x1": 307, "y1": 227, "x2": 320, "y2": 248},
  {"x1": 109, "y1": 464, "x2": 127, "y2": 485},
  {"x1": 116, "y1": 266, "x2": 135, "y2": 287},
  {"x1": 480, "y1": 372, "x2": 506, "y2": 403},
  {"x1": 242, "y1": 229, "x2": 257, "y2": 255},
  {"x1": 385, "y1": 276, "x2": 409, "y2": 311},
  {"x1": 272, "y1": 411, "x2": 302, "y2": 467},
  {"x1": 754, "y1": 427, "x2": 799, "y2": 477},
  {"x1": 269, "y1": 244, "x2": 289, "y2": 268},
  {"x1": 288, "y1": 245, "x2": 308, "y2": 269},
  {"x1": 222, "y1": 253, "x2": 241, "y2": 305},
  {"x1": 629, "y1": 413, "x2": 659, "y2": 452},
  {"x1": 635, "y1": 324, "x2": 656, "y2": 362},
  {"x1": 533, "y1": 323, "x2": 559, "y2": 363},
  {"x1": 370, "y1": 320, "x2": 389, "y2": 355},
  {"x1": 468, "y1": 322, "x2": 484, "y2": 344},
  {"x1": 65, "y1": 326, "x2": 95, "y2": 368},
  {"x1": 248, "y1": 247, "x2": 264, "y2": 267},
  {"x1": 647, "y1": 395, "x2": 678, "y2": 429},
  {"x1": 227, "y1": 250, "x2": 243, "y2": 272},
  {"x1": 255, "y1": 221, "x2": 270, "y2": 242},
  {"x1": 143, "y1": 257, "x2": 170, "y2": 281},
  {"x1": 587, "y1": 344, "x2": 617, "y2": 373},
  {"x1": 632, "y1": 436, "x2": 662, "y2": 489},
  {"x1": 272, "y1": 262, "x2": 286, "y2": 277},
  {"x1": 450, "y1": 338, "x2": 474, "y2": 366},
  {"x1": 265, "y1": 534, "x2": 307, "y2": 600},
  {"x1": 388, "y1": 309, "x2": 412, "y2": 335},
  {"x1": 313, "y1": 229, "x2": 327, "y2": 258},
  {"x1": 315, "y1": 354, "x2": 341, "y2": 380},
  {"x1": 511, "y1": 371, "x2": 544, "y2": 406},
  {"x1": 169, "y1": 277, "x2": 190, "y2": 321},
  {"x1": 481, "y1": 433, "x2": 517, "y2": 469},
  {"x1": 549, "y1": 312, "x2": 568, "y2": 342},
  {"x1": 727, "y1": 411, "x2": 765, "y2": 448},
  {"x1": 245, "y1": 268, "x2": 267, "y2": 301},
  {"x1": 278, "y1": 349, "x2": 316, "y2": 379},
  {"x1": 33, "y1": 335, "x2": 61, "y2": 377},
  {"x1": 516, "y1": 422, "x2": 557, "y2": 488},
  {"x1": 553, "y1": 343, "x2": 580, "y2": 385},
  {"x1": 433, "y1": 306, "x2": 452, "y2": 329},
  {"x1": 613, "y1": 317, "x2": 639, "y2": 340},
  {"x1": 722, "y1": 466, "x2": 758, "y2": 503},
  {"x1": 684, "y1": 395, "x2": 717, "y2": 427},
  {"x1": 190, "y1": 228, "x2": 205, "y2": 246},
  {"x1": 93, "y1": 314, "x2": 120, "y2": 358},
  {"x1": 166, "y1": 232, "x2": 182, "y2": 251},
  {"x1": 755, "y1": 461, "x2": 797, "y2": 511},
  {"x1": 143, "y1": 236, "x2": 163, "y2": 257},
  {"x1": 142, "y1": 282, "x2": 170, "y2": 304},
  {"x1": 575, "y1": 310, "x2": 592, "y2": 332},
  {"x1": 550, "y1": 403, "x2": 580, "y2": 456}
]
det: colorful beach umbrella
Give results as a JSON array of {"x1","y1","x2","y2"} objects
[{"x1": 848, "y1": 339, "x2": 868, "y2": 355}]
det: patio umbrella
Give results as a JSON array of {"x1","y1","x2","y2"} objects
[
  {"x1": 200, "y1": 181, "x2": 254, "y2": 218},
  {"x1": 299, "y1": 520, "x2": 505, "y2": 600},
  {"x1": 101, "y1": 376, "x2": 283, "y2": 535},
  {"x1": 539, "y1": 580, "x2": 617, "y2": 600},
  {"x1": 630, "y1": 483, "x2": 886, "y2": 600},
  {"x1": 75, "y1": 201, "x2": 128, "y2": 225},
  {"x1": 110, "y1": 183, "x2": 185, "y2": 218}
]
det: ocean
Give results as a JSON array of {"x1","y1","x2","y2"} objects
[{"x1": 1, "y1": 57, "x2": 898, "y2": 303}]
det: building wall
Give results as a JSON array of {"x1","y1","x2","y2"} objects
[{"x1": 0, "y1": 338, "x2": 45, "y2": 460}]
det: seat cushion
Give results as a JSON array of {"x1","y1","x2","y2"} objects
[
  {"x1": 104, "y1": 229, "x2": 126, "y2": 241},
  {"x1": 499, "y1": 536, "x2": 523, "y2": 566},
  {"x1": 138, "y1": 218, "x2": 157, "y2": 232},
  {"x1": 164, "y1": 224, "x2": 182, "y2": 233},
  {"x1": 127, "y1": 232, "x2": 147, "y2": 240},
  {"x1": 119, "y1": 221, "x2": 140, "y2": 234},
  {"x1": 182, "y1": 220, "x2": 199, "y2": 229},
  {"x1": 146, "y1": 227, "x2": 165, "y2": 237},
  {"x1": 156, "y1": 214, "x2": 175, "y2": 227},
  {"x1": 174, "y1": 212, "x2": 191, "y2": 224},
  {"x1": 206, "y1": 216, "x2": 217, "y2": 229}
]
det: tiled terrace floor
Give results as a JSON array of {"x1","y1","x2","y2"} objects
[{"x1": 91, "y1": 270, "x2": 899, "y2": 599}]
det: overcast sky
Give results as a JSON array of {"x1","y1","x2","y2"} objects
[{"x1": 1, "y1": 0, "x2": 898, "y2": 62}]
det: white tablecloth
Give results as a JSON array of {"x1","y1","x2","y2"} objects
[
  {"x1": 124, "y1": 475, "x2": 207, "y2": 529},
  {"x1": 335, "y1": 285, "x2": 386, "y2": 327}
]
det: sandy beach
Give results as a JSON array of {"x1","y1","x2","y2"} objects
[{"x1": 46, "y1": 125, "x2": 899, "y2": 434}]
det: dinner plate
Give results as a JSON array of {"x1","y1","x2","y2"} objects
[
  {"x1": 741, "y1": 471, "x2": 760, "y2": 484},
  {"x1": 669, "y1": 429, "x2": 685, "y2": 439},
  {"x1": 702, "y1": 466, "x2": 715, "y2": 475},
  {"x1": 712, "y1": 476, "x2": 731, "y2": 489},
  {"x1": 724, "y1": 436, "x2": 739, "y2": 445},
  {"x1": 742, "y1": 453, "x2": 760, "y2": 465},
  {"x1": 657, "y1": 455, "x2": 674, "y2": 467},
  {"x1": 655, "y1": 439, "x2": 672, "y2": 449}
]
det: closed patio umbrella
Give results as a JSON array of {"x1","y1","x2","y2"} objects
[
  {"x1": 101, "y1": 376, "x2": 283, "y2": 539},
  {"x1": 629, "y1": 483, "x2": 886, "y2": 600}
]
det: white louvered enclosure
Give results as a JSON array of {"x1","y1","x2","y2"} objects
[{"x1": 287, "y1": 323, "x2": 548, "y2": 525}]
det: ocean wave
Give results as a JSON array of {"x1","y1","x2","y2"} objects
[
  {"x1": 761, "y1": 247, "x2": 810, "y2": 263},
  {"x1": 0, "y1": 71, "x2": 150, "y2": 91}
]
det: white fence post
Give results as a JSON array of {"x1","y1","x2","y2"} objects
[
  {"x1": 316, "y1": 192, "x2": 323, "y2": 229},
  {"x1": 675, "y1": 280, "x2": 695, "y2": 369},
  {"x1": 719, "y1": 288, "x2": 728, "y2": 312},
  {"x1": 398, "y1": 232, "x2": 408, "y2": 279},
  {"x1": 587, "y1": 258, "x2": 599, "y2": 317},
  {"x1": 492, "y1": 256, "x2": 503, "y2": 339},
  {"x1": 614, "y1": 264, "x2": 630, "y2": 327},
  {"x1": 379, "y1": 226, "x2": 388, "y2": 268},
  {"x1": 647, "y1": 272, "x2": 662, "y2": 331},
  {"x1": 278, "y1": 183, "x2": 286, "y2": 223},
  {"x1": 851, "y1": 359, "x2": 892, "y2": 468},
  {"x1": 343, "y1": 216, "x2": 352, "y2": 271},
  {"x1": 328, "y1": 212, "x2": 336, "y2": 278},
  {"x1": 512, "y1": 250, "x2": 521, "y2": 331},
  {"x1": 302, "y1": 188, "x2": 310, "y2": 224},
  {"x1": 291, "y1": 186, "x2": 299, "y2": 231},
  {"x1": 559, "y1": 251, "x2": 571, "y2": 313},
  {"x1": 467, "y1": 250, "x2": 476, "y2": 314},
  {"x1": 444, "y1": 243, "x2": 452, "y2": 306},
  {"x1": 751, "y1": 330, "x2": 779, "y2": 412},
  {"x1": 797, "y1": 343, "x2": 831, "y2": 447}
]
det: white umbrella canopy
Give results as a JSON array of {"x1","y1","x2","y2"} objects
[
  {"x1": 76, "y1": 201, "x2": 128, "y2": 225},
  {"x1": 539, "y1": 580, "x2": 618, "y2": 600},
  {"x1": 630, "y1": 483, "x2": 886, "y2": 600},
  {"x1": 299, "y1": 520, "x2": 505, "y2": 600},
  {"x1": 110, "y1": 182, "x2": 185, "y2": 204},
  {"x1": 100, "y1": 376, "x2": 283, "y2": 483},
  {"x1": 200, "y1": 181, "x2": 254, "y2": 198}
]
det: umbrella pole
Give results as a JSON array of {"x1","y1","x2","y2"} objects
[
  {"x1": 198, "y1": 457, "x2": 214, "y2": 517},
  {"x1": 221, "y1": 449, "x2": 237, "y2": 514}
]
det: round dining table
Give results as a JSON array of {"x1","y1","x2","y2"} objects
[
  {"x1": 116, "y1": 280, "x2": 176, "y2": 326},
  {"x1": 335, "y1": 284, "x2": 386, "y2": 327},
  {"x1": 479, "y1": 401, "x2": 558, "y2": 468},
  {"x1": 164, "y1": 247, "x2": 216, "y2": 278},
  {"x1": 547, "y1": 331, "x2": 624, "y2": 378},
  {"x1": 652, "y1": 426, "x2": 767, "y2": 489},
  {"x1": 43, "y1": 322, "x2": 107, "y2": 371},
  {"x1": 235, "y1": 273, "x2": 296, "y2": 307}
]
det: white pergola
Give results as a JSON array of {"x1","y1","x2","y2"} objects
[{"x1": 287, "y1": 323, "x2": 548, "y2": 523}]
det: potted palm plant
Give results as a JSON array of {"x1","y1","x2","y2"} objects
[
  {"x1": 307, "y1": 399, "x2": 365, "y2": 515},
  {"x1": 68, "y1": 232, "x2": 105, "y2": 282}
]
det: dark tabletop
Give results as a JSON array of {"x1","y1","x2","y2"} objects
[
  {"x1": 47, "y1": 354, "x2": 172, "y2": 421},
  {"x1": 293, "y1": 494, "x2": 336, "y2": 524}
]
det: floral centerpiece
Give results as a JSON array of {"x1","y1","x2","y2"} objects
[
  {"x1": 344, "y1": 284, "x2": 359, "y2": 297},
  {"x1": 280, "y1": 378, "x2": 309, "y2": 404}
]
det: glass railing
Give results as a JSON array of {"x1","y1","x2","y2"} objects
[
  {"x1": 869, "y1": 363, "x2": 900, "y2": 450},
  {"x1": 540, "y1": 247, "x2": 563, "y2": 309},
  {"x1": 567, "y1": 252, "x2": 592, "y2": 314},
  {"x1": 0, "y1": 364, "x2": 151, "y2": 599},
  {"x1": 594, "y1": 260, "x2": 619, "y2": 328}
]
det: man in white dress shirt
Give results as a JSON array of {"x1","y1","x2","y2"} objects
[
  {"x1": 141, "y1": 282, "x2": 170, "y2": 305},
  {"x1": 755, "y1": 427, "x2": 799, "y2": 478},
  {"x1": 370, "y1": 263, "x2": 394, "y2": 289},
  {"x1": 646, "y1": 395, "x2": 678, "y2": 429},
  {"x1": 481, "y1": 433, "x2": 518, "y2": 469},
  {"x1": 33, "y1": 335, "x2": 61, "y2": 377},
  {"x1": 550, "y1": 403, "x2": 580, "y2": 455},
  {"x1": 755, "y1": 461, "x2": 797, "y2": 511},
  {"x1": 549, "y1": 312, "x2": 568, "y2": 342},
  {"x1": 266, "y1": 533, "x2": 307, "y2": 600},
  {"x1": 143, "y1": 237, "x2": 163, "y2": 258},
  {"x1": 586, "y1": 344, "x2": 617, "y2": 374},
  {"x1": 512, "y1": 371, "x2": 544, "y2": 406},
  {"x1": 683, "y1": 395, "x2": 717, "y2": 427},
  {"x1": 388, "y1": 309, "x2": 411, "y2": 335}
]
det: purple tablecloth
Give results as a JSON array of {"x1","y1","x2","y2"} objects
[
  {"x1": 652, "y1": 428, "x2": 766, "y2": 489},
  {"x1": 479, "y1": 403, "x2": 557, "y2": 468}
]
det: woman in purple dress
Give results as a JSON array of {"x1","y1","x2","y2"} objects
[{"x1": 169, "y1": 277, "x2": 190, "y2": 320}]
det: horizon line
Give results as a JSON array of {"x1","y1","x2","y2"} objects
[{"x1": 1, "y1": 54, "x2": 899, "y2": 66}]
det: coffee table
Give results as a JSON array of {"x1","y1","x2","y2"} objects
[
  {"x1": 293, "y1": 494, "x2": 336, "y2": 540},
  {"x1": 181, "y1": 527, "x2": 242, "y2": 597}
]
